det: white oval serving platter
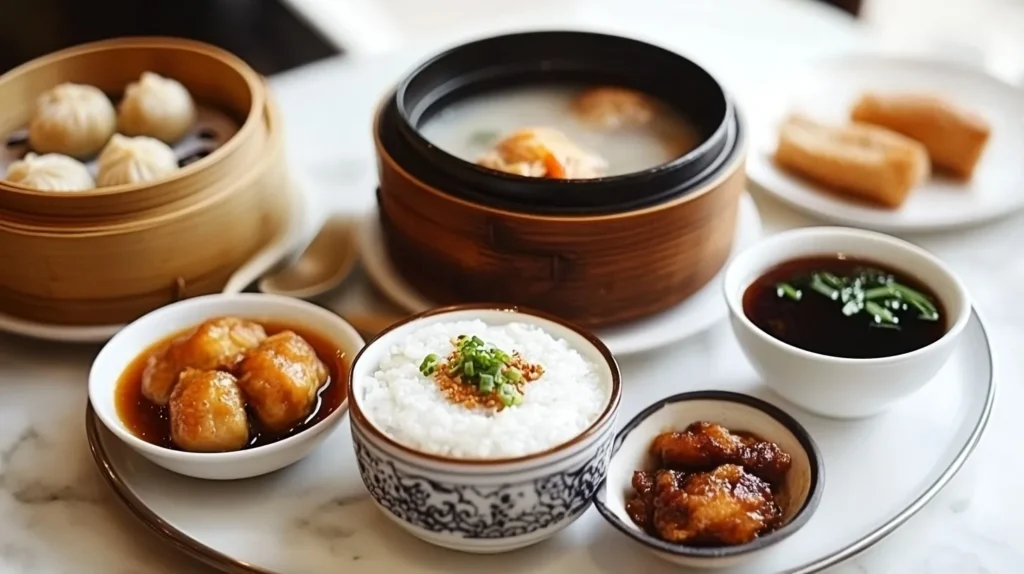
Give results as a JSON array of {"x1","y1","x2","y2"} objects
[
  {"x1": 358, "y1": 193, "x2": 763, "y2": 356},
  {"x1": 0, "y1": 174, "x2": 315, "y2": 343},
  {"x1": 746, "y1": 55, "x2": 1024, "y2": 233},
  {"x1": 88, "y1": 308, "x2": 994, "y2": 574}
]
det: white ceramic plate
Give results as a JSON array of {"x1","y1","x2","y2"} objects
[
  {"x1": 0, "y1": 175, "x2": 313, "y2": 343},
  {"x1": 747, "y1": 55, "x2": 1024, "y2": 233},
  {"x1": 357, "y1": 193, "x2": 763, "y2": 356},
  {"x1": 87, "y1": 309, "x2": 994, "y2": 574}
]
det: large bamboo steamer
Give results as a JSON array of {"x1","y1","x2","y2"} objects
[
  {"x1": 375, "y1": 116, "x2": 747, "y2": 328},
  {"x1": 371, "y1": 31, "x2": 747, "y2": 328},
  {"x1": 0, "y1": 38, "x2": 291, "y2": 325}
]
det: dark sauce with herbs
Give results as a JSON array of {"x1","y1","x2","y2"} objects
[
  {"x1": 115, "y1": 322, "x2": 348, "y2": 450},
  {"x1": 742, "y1": 256, "x2": 946, "y2": 359}
]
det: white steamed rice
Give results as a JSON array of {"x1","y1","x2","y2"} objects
[{"x1": 358, "y1": 319, "x2": 609, "y2": 459}]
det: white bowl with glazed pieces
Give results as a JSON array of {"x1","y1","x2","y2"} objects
[
  {"x1": 348, "y1": 304, "x2": 622, "y2": 553},
  {"x1": 723, "y1": 226, "x2": 971, "y2": 419},
  {"x1": 88, "y1": 293, "x2": 364, "y2": 480},
  {"x1": 594, "y1": 390, "x2": 824, "y2": 568}
]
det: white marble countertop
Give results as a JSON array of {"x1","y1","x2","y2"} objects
[{"x1": 2, "y1": 1, "x2": 1023, "y2": 572}]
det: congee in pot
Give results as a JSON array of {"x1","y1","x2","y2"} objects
[{"x1": 420, "y1": 85, "x2": 701, "y2": 179}]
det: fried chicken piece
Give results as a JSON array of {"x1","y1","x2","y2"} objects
[
  {"x1": 650, "y1": 422, "x2": 792, "y2": 485},
  {"x1": 626, "y1": 470, "x2": 661, "y2": 528},
  {"x1": 141, "y1": 317, "x2": 268, "y2": 405},
  {"x1": 649, "y1": 465, "x2": 781, "y2": 545}
]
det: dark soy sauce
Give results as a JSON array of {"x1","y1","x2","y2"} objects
[
  {"x1": 743, "y1": 256, "x2": 947, "y2": 359},
  {"x1": 116, "y1": 322, "x2": 348, "y2": 450}
]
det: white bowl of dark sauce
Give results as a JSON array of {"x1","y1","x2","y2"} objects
[
  {"x1": 723, "y1": 227, "x2": 971, "y2": 419},
  {"x1": 88, "y1": 293, "x2": 363, "y2": 480}
]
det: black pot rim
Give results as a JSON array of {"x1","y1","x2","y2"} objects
[
  {"x1": 395, "y1": 31, "x2": 733, "y2": 186},
  {"x1": 382, "y1": 30, "x2": 738, "y2": 215}
]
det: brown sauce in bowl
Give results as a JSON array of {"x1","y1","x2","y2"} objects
[
  {"x1": 742, "y1": 256, "x2": 947, "y2": 359},
  {"x1": 115, "y1": 321, "x2": 348, "y2": 450}
]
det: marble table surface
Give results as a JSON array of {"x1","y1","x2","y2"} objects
[{"x1": 2, "y1": 2, "x2": 1023, "y2": 572}]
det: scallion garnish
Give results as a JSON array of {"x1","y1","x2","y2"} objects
[
  {"x1": 864, "y1": 300, "x2": 897, "y2": 324},
  {"x1": 419, "y1": 335, "x2": 541, "y2": 410},
  {"x1": 778, "y1": 267, "x2": 940, "y2": 330},
  {"x1": 419, "y1": 353, "x2": 439, "y2": 376},
  {"x1": 810, "y1": 274, "x2": 840, "y2": 300},
  {"x1": 819, "y1": 272, "x2": 845, "y2": 290},
  {"x1": 776, "y1": 282, "x2": 802, "y2": 301}
]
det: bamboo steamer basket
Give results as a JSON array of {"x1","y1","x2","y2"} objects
[
  {"x1": 0, "y1": 38, "x2": 291, "y2": 325},
  {"x1": 376, "y1": 135, "x2": 746, "y2": 327},
  {"x1": 373, "y1": 31, "x2": 746, "y2": 328}
]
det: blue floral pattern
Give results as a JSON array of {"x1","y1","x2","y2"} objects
[{"x1": 354, "y1": 436, "x2": 613, "y2": 539}]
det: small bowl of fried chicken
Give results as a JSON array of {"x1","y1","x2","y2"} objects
[{"x1": 593, "y1": 390, "x2": 823, "y2": 568}]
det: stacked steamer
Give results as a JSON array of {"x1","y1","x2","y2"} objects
[
  {"x1": 373, "y1": 32, "x2": 746, "y2": 327},
  {"x1": 0, "y1": 38, "x2": 291, "y2": 326}
]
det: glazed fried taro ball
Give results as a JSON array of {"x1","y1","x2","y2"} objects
[
  {"x1": 236, "y1": 331, "x2": 329, "y2": 432},
  {"x1": 650, "y1": 421, "x2": 792, "y2": 485},
  {"x1": 141, "y1": 317, "x2": 267, "y2": 405},
  {"x1": 168, "y1": 368, "x2": 249, "y2": 452}
]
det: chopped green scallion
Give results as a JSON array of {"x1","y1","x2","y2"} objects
[
  {"x1": 865, "y1": 300, "x2": 897, "y2": 324},
  {"x1": 810, "y1": 276, "x2": 840, "y2": 300},
  {"x1": 419, "y1": 354, "x2": 439, "y2": 376},
  {"x1": 775, "y1": 282, "x2": 802, "y2": 301}
]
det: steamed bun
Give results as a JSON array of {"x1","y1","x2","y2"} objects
[
  {"x1": 4, "y1": 153, "x2": 94, "y2": 192},
  {"x1": 117, "y1": 72, "x2": 196, "y2": 144},
  {"x1": 29, "y1": 83, "x2": 116, "y2": 158},
  {"x1": 96, "y1": 134, "x2": 179, "y2": 187}
]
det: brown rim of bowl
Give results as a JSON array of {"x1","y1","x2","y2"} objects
[
  {"x1": 347, "y1": 303, "x2": 623, "y2": 467},
  {"x1": 372, "y1": 97, "x2": 748, "y2": 222},
  {"x1": 0, "y1": 36, "x2": 266, "y2": 198}
]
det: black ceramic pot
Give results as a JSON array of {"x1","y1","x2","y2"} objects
[{"x1": 377, "y1": 30, "x2": 739, "y2": 215}]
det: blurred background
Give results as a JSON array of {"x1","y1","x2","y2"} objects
[
  {"x1": 0, "y1": 0, "x2": 340, "y2": 75},
  {"x1": 2, "y1": 0, "x2": 1023, "y2": 84}
]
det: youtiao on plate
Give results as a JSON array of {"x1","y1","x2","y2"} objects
[
  {"x1": 773, "y1": 114, "x2": 929, "y2": 208},
  {"x1": 851, "y1": 92, "x2": 990, "y2": 180}
]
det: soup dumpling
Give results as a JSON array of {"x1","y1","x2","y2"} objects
[
  {"x1": 169, "y1": 368, "x2": 249, "y2": 452},
  {"x1": 477, "y1": 127, "x2": 608, "y2": 179},
  {"x1": 29, "y1": 83, "x2": 116, "y2": 158},
  {"x1": 4, "y1": 153, "x2": 94, "y2": 192},
  {"x1": 237, "y1": 331, "x2": 328, "y2": 432},
  {"x1": 573, "y1": 87, "x2": 655, "y2": 129},
  {"x1": 118, "y1": 72, "x2": 197, "y2": 144},
  {"x1": 96, "y1": 134, "x2": 179, "y2": 186},
  {"x1": 141, "y1": 317, "x2": 268, "y2": 405}
]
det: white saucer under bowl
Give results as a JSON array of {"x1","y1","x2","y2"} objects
[
  {"x1": 747, "y1": 55, "x2": 1024, "y2": 233},
  {"x1": 358, "y1": 193, "x2": 763, "y2": 356}
]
